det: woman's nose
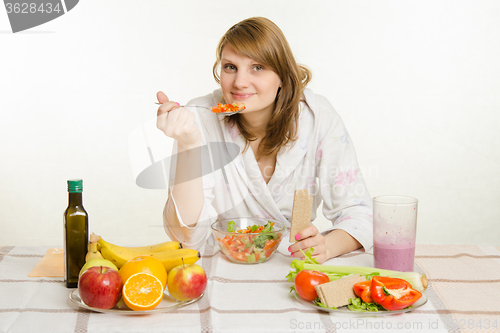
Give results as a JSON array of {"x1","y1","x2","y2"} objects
[{"x1": 233, "y1": 71, "x2": 250, "y2": 89}]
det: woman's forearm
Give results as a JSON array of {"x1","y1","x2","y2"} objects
[
  {"x1": 325, "y1": 229, "x2": 362, "y2": 259},
  {"x1": 170, "y1": 142, "x2": 205, "y2": 227}
]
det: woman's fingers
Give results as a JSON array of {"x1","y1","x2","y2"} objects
[
  {"x1": 168, "y1": 108, "x2": 190, "y2": 137},
  {"x1": 288, "y1": 225, "x2": 325, "y2": 259},
  {"x1": 180, "y1": 110, "x2": 196, "y2": 132},
  {"x1": 157, "y1": 91, "x2": 169, "y2": 104},
  {"x1": 157, "y1": 101, "x2": 179, "y2": 117},
  {"x1": 294, "y1": 225, "x2": 319, "y2": 242},
  {"x1": 291, "y1": 236, "x2": 319, "y2": 253},
  {"x1": 162, "y1": 108, "x2": 182, "y2": 136},
  {"x1": 157, "y1": 104, "x2": 200, "y2": 147},
  {"x1": 155, "y1": 92, "x2": 201, "y2": 147},
  {"x1": 156, "y1": 91, "x2": 180, "y2": 117},
  {"x1": 288, "y1": 225, "x2": 319, "y2": 253}
]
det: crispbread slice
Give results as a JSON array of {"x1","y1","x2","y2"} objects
[
  {"x1": 289, "y1": 189, "x2": 313, "y2": 242},
  {"x1": 314, "y1": 274, "x2": 366, "y2": 308}
]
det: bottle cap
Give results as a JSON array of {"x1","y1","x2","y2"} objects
[{"x1": 67, "y1": 179, "x2": 83, "y2": 193}]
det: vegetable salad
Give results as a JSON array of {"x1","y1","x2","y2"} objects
[
  {"x1": 218, "y1": 221, "x2": 283, "y2": 263},
  {"x1": 211, "y1": 103, "x2": 246, "y2": 113}
]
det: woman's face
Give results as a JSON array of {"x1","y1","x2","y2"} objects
[{"x1": 220, "y1": 44, "x2": 282, "y2": 115}]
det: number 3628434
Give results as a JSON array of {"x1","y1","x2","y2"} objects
[{"x1": 5, "y1": 2, "x2": 62, "y2": 14}]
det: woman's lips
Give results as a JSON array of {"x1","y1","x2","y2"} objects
[{"x1": 231, "y1": 92, "x2": 254, "y2": 100}]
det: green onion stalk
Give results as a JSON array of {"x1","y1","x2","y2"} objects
[{"x1": 285, "y1": 248, "x2": 428, "y2": 292}]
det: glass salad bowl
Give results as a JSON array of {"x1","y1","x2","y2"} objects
[{"x1": 211, "y1": 218, "x2": 287, "y2": 264}]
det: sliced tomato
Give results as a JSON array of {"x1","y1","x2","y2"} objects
[
  {"x1": 221, "y1": 237, "x2": 231, "y2": 249},
  {"x1": 233, "y1": 252, "x2": 248, "y2": 262},
  {"x1": 263, "y1": 239, "x2": 278, "y2": 251}
]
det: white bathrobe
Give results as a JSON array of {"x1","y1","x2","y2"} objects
[{"x1": 163, "y1": 88, "x2": 373, "y2": 252}]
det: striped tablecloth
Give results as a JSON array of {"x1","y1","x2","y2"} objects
[{"x1": 1, "y1": 243, "x2": 499, "y2": 333}]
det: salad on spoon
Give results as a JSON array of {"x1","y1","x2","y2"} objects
[{"x1": 155, "y1": 102, "x2": 246, "y2": 116}]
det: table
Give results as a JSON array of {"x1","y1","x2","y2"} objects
[{"x1": 1, "y1": 243, "x2": 499, "y2": 333}]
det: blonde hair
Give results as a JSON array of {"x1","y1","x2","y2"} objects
[{"x1": 213, "y1": 17, "x2": 312, "y2": 156}]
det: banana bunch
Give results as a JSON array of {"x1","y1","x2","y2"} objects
[
  {"x1": 86, "y1": 233, "x2": 105, "y2": 262},
  {"x1": 94, "y1": 236, "x2": 200, "y2": 272}
]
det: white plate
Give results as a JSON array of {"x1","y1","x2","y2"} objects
[
  {"x1": 69, "y1": 289, "x2": 203, "y2": 315},
  {"x1": 293, "y1": 291, "x2": 427, "y2": 316}
]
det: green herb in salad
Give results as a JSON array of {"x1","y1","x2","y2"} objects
[
  {"x1": 228, "y1": 220, "x2": 236, "y2": 233},
  {"x1": 312, "y1": 298, "x2": 337, "y2": 310},
  {"x1": 254, "y1": 222, "x2": 277, "y2": 248},
  {"x1": 347, "y1": 297, "x2": 383, "y2": 312}
]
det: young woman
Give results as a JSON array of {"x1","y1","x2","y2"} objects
[{"x1": 156, "y1": 17, "x2": 372, "y2": 263}]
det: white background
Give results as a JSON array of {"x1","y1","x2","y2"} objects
[{"x1": 1, "y1": 0, "x2": 499, "y2": 247}]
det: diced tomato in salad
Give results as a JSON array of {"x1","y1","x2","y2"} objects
[
  {"x1": 217, "y1": 221, "x2": 282, "y2": 263},
  {"x1": 211, "y1": 103, "x2": 246, "y2": 113}
]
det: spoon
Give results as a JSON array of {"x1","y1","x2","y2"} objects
[{"x1": 154, "y1": 102, "x2": 245, "y2": 116}]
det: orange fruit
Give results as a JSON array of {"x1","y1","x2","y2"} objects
[
  {"x1": 122, "y1": 272, "x2": 164, "y2": 311},
  {"x1": 119, "y1": 255, "x2": 167, "y2": 290}
]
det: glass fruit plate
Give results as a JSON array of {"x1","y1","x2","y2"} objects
[
  {"x1": 293, "y1": 291, "x2": 427, "y2": 316},
  {"x1": 69, "y1": 289, "x2": 203, "y2": 315}
]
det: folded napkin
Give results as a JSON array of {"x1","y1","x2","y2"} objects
[{"x1": 28, "y1": 247, "x2": 64, "y2": 277}]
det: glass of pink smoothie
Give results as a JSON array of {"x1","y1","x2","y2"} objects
[{"x1": 373, "y1": 195, "x2": 418, "y2": 272}]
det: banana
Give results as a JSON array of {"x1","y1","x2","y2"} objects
[
  {"x1": 99, "y1": 245, "x2": 136, "y2": 268},
  {"x1": 125, "y1": 241, "x2": 183, "y2": 253},
  {"x1": 98, "y1": 237, "x2": 198, "y2": 270},
  {"x1": 85, "y1": 233, "x2": 104, "y2": 262},
  {"x1": 149, "y1": 249, "x2": 201, "y2": 272},
  {"x1": 86, "y1": 242, "x2": 104, "y2": 262},
  {"x1": 97, "y1": 237, "x2": 182, "y2": 254}
]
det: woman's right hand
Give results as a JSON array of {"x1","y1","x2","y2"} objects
[{"x1": 156, "y1": 91, "x2": 201, "y2": 149}]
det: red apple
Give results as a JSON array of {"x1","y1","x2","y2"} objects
[
  {"x1": 79, "y1": 258, "x2": 118, "y2": 277},
  {"x1": 167, "y1": 263, "x2": 207, "y2": 301},
  {"x1": 78, "y1": 266, "x2": 123, "y2": 309}
]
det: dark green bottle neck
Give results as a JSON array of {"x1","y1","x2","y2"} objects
[{"x1": 68, "y1": 192, "x2": 83, "y2": 206}]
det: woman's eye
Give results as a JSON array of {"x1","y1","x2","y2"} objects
[
  {"x1": 253, "y1": 65, "x2": 264, "y2": 71},
  {"x1": 223, "y1": 64, "x2": 236, "y2": 71}
]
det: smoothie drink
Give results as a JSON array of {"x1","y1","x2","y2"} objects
[
  {"x1": 373, "y1": 195, "x2": 418, "y2": 272},
  {"x1": 373, "y1": 241, "x2": 415, "y2": 272}
]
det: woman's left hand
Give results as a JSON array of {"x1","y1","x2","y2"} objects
[{"x1": 288, "y1": 225, "x2": 328, "y2": 264}]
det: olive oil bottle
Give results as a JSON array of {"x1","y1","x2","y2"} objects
[{"x1": 63, "y1": 179, "x2": 89, "y2": 288}]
